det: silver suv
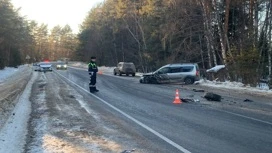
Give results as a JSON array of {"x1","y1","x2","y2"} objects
[
  {"x1": 114, "y1": 62, "x2": 136, "y2": 76},
  {"x1": 140, "y1": 63, "x2": 200, "y2": 84}
]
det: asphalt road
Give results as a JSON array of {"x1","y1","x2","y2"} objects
[{"x1": 53, "y1": 67, "x2": 272, "y2": 153}]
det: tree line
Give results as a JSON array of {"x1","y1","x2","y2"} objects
[
  {"x1": 1, "y1": 0, "x2": 272, "y2": 85},
  {"x1": 0, "y1": 0, "x2": 77, "y2": 69},
  {"x1": 77, "y1": 0, "x2": 272, "y2": 85}
]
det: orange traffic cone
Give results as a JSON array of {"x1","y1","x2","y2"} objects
[{"x1": 173, "y1": 89, "x2": 182, "y2": 104}]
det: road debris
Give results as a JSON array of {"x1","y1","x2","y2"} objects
[
  {"x1": 203, "y1": 92, "x2": 222, "y2": 101},
  {"x1": 243, "y1": 99, "x2": 254, "y2": 102},
  {"x1": 121, "y1": 149, "x2": 136, "y2": 153},
  {"x1": 193, "y1": 89, "x2": 205, "y2": 92},
  {"x1": 181, "y1": 98, "x2": 200, "y2": 103}
]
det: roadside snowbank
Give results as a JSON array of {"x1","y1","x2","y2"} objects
[
  {"x1": 0, "y1": 72, "x2": 37, "y2": 153},
  {"x1": 69, "y1": 62, "x2": 88, "y2": 69},
  {"x1": 196, "y1": 79, "x2": 272, "y2": 94},
  {"x1": 0, "y1": 67, "x2": 21, "y2": 82}
]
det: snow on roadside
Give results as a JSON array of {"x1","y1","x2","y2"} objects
[
  {"x1": 0, "y1": 66, "x2": 22, "y2": 82},
  {"x1": 69, "y1": 62, "x2": 88, "y2": 69},
  {"x1": 196, "y1": 79, "x2": 272, "y2": 94},
  {"x1": 69, "y1": 61, "x2": 115, "y2": 73},
  {"x1": 0, "y1": 72, "x2": 37, "y2": 153}
]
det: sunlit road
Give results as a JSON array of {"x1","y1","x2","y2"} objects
[{"x1": 54, "y1": 66, "x2": 272, "y2": 153}]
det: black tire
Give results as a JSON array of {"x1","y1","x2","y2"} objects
[
  {"x1": 114, "y1": 71, "x2": 117, "y2": 75},
  {"x1": 126, "y1": 73, "x2": 129, "y2": 76},
  {"x1": 132, "y1": 73, "x2": 135, "y2": 77},
  {"x1": 119, "y1": 71, "x2": 122, "y2": 76},
  {"x1": 184, "y1": 77, "x2": 194, "y2": 84}
]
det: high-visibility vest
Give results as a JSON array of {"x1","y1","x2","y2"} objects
[{"x1": 88, "y1": 63, "x2": 97, "y2": 68}]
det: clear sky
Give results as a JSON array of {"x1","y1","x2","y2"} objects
[{"x1": 11, "y1": 0, "x2": 104, "y2": 33}]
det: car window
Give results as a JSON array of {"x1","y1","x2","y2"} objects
[
  {"x1": 170, "y1": 67, "x2": 182, "y2": 73},
  {"x1": 158, "y1": 67, "x2": 170, "y2": 74},
  {"x1": 181, "y1": 66, "x2": 194, "y2": 72},
  {"x1": 124, "y1": 64, "x2": 132, "y2": 68}
]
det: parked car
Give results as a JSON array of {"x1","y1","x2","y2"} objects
[
  {"x1": 139, "y1": 63, "x2": 200, "y2": 84},
  {"x1": 114, "y1": 62, "x2": 136, "y2": 76},
  {"x1": 56, "y1": 62, "x2": 67, "y2": 70},
  {"x1": 39, "y1": 62, "x2": 53, "y2": 72}
]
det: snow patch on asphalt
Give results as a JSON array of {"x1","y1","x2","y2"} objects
[
  {"x1": 70, "y1": 89, "x2": 101, "y2": 121},
  {"x1": 0, "y1": 72, "x2": 37, "y2": 153}
]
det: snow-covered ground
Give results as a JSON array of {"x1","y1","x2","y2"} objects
[
  {"x1": 196, "y1": 79, "x2": 272, "y2": 94},
  {"x1": 0, "y1": 66, "x2": 23, "y2": 83},
  {"x1": 0, "y1": 72, "x2": 37, "y2": 153}
]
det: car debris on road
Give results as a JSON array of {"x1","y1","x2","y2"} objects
[
  {"x1": 180, "y1": 98, "x2": 200, "y2": 103},
  {"x1": 243, "y1": 99, "x2": 254, "y2": 102},
  {"x1": 203, "y1": 92, "x2": 222, "y2": 101},
  {"x1": 192, "y1": 89, "x2": 205, "y2": 92}
]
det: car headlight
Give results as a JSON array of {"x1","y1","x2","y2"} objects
[
  {"x1": 57, "y1": 65, "x2": 60, "y2": 67},
  {"x1": 63, "y1": 65, "x2": 67, "y2": 68}
]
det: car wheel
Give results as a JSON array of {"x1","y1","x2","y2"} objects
[
  {"x1": 126, "y1": 73, "x2": 129, "y2": 76},
  {"x1": 132, "y1": 73, "x2": 135, "y2": 77},
  {"x1": 184, "y1": 77, "x2": 194, "y2": 84},
  {"x1": 114, "y1": 71, "x2": 117, "y2": 75},
  {"x1": 119, "y1": 71, "x2": 122, "y2": 76}
]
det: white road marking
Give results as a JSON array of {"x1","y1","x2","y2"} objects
[
  {"x1": 67, "y1": 66, "x2": 272, "y2": 126},
  {"x1": 54, "y1": 70, "x2": 191, "y2": 153}
]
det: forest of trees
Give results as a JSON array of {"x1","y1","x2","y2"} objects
[
  {"x1": 1, "y1": 0, "x2": 272, "y2": 85},
  {"x1": 0, "y1": 0, "x2": 77, "y2": 69},
  {"x1": 78, "y1": 0, "x2": 272, "y2": 85}
]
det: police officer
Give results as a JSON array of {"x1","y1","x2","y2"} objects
[{"x1": 88, "y1": 56, "x2": 99, "y2": 93}]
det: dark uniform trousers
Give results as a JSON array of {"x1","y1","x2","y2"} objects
[
  {"x1": 88, "y1": 62, "x2": 98, "y2": 92},
  {"x1": 89, "y1": 72, "x2": 97, "y2": 91}
]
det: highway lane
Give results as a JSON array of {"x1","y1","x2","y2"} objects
[{"x1": 55, "y1": 67, "x2": 272, "y2": 153}]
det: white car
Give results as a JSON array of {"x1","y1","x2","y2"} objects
[{"x1": 39, "y1": 62, "x2": 53, "y2": 72}]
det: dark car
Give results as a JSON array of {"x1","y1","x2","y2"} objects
[{"x1": 114, "y1": 62, "x2": 136, "y2": 76}]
